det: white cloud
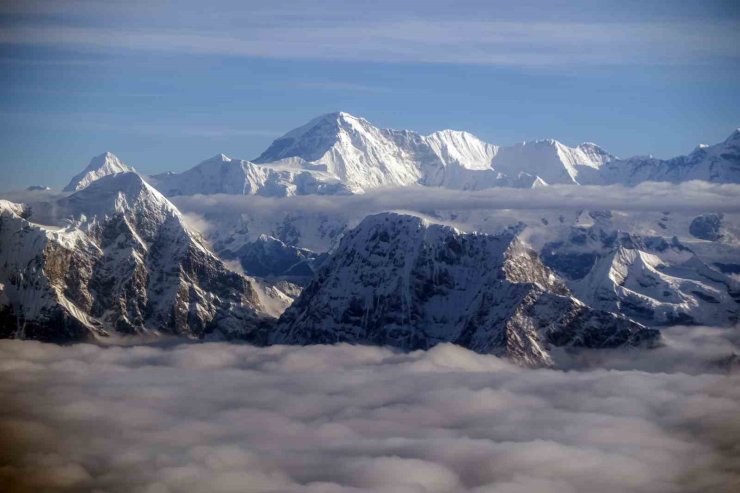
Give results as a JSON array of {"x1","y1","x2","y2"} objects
[
  {"x1": 171, "y1": 182, "x2": 740, "y2": 219},
  {"x1": 1, "y1": 15, "x2": 737, "y2": 67},
  {"x1": 165, "y1": 181, "x2": 740, "y2": 253},
  {"x1": 0, "y1": 327, "x2": 738, "y2": 492}
]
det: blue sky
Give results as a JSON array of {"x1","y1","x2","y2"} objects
[{"x1": 1, "y1": 0, "x2": 739, "y2": 190}]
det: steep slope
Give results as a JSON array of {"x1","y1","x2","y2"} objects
[
  {"x1": 424, "y1": 129, "x2": 499, "y2": 170},
  {"x1": 150, "y1": 153, "x2": 350, "y2": 197},
  {"x1": 64, "y1": 152, "x2": 135, "y2": 192},
  {"x1": 272, "y1": 213, "x2": 657, "y2": 367},
  {"x1": 0, "y1": 173, "x2": 271, "y2": 342},
  {"x1": 0, "y1": 201, "x2": 96, "y2": 341},
  {"x1": 542, "y1": 226, "x2": 739, "y2": 326}
]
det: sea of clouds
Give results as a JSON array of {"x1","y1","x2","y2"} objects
[{"x1": 1, "y1": 326, "x2": 738, "y2": 493}]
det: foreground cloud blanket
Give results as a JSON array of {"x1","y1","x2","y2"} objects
[{"x1": 0, "y1": 327, "x2": 738, "y2": 493}]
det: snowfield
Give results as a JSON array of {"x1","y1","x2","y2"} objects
[{"x1": 0, "y1": 327, "x2": 738, "y2": 493}]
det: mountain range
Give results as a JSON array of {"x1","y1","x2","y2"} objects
[
  {"x1": 57, "y1": 113, "x2": 739, "y2": 198},
  {"x1": 147, "y1": 112, "x2": 740, "y2": 195},
  {"x1": 1, "y1": 113, "x2": 738, "y2": 366}
]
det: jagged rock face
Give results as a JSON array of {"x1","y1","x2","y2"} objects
[
  {"x1": 0, "y1": 210, "x2": 94, "y2": 342},
  {"x1": 542, "y1": 226, "x2": 739, "y2": 326},
  {"x1": 0, "y1": 173, "x2": 271, "y2": 343},
  {"x1": 273, "y1": 213, "x2": 657, "y2": 367}
]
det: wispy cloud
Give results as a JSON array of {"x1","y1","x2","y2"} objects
[{"x1": 1, "y1": 18, "x2": 738, "y2": 67}]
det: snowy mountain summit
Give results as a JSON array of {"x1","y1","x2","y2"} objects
[
  {"x1": 250, "y1": 112, "x2": 739, "y2": 192},
  {"x1": 144, "y1": 113, "x2": 739, "y2": 197},
  {"x1": 64, "y1": 152, "x2": 135, "y2": 192},
  {"x1": 1, "y1": 172, "x2": 272, "y2": 342},
  {"x1": 253, "y1": 111, "x2": 538, "y2": 191}
]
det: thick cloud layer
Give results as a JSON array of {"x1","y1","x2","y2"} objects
[
  {"x1": 1, "y1": 327, "x2": 738, "y2": 493},
  {"x1": 169, "y1": 182, "x2": 740, "y2": 252},
  {"x1": 172, "y1": 182, "x2": 740, "y2": 218}
]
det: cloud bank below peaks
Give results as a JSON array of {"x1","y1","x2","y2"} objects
[
  {"x1": 172, "y1": 181, "x2": 740, "y2": 219},
  {"x1": 0, "y1": 325, "x2": 738, "y2": 493}
]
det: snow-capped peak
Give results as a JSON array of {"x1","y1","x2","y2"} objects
[
  {"x1": 724, "y1": 128, "x2": 740, "y2": 145},
  {"x1": 64, "y1": 152, "x2": 135, "y2": 192},
  {"x1": 248, "y1": 112, "x2": 625, "y2": 191},
  {"x1": 238, "y1": 113, "x2": 740, "y2": 193},
  {"x1": 254, "y1": 111, "x2": 374, "y2": 164},
  {"x1": 269, "y1": 111, "x2": 368, "y2": 144},
  {"x1": 578, "y1": 141, "x2": 614, "y2": 157},
  {"x1": 61, "y1": 171, "x2": 177, "y2": 223},
  {"x1": 254, "y1": 111, "x2": 423, "y2": 191},
  {"x1": 201, "y1": 153, "x2": 233, "y2": 164},
  {"x1": 491, "y1": 138, "x2": 614, "y2": 185}
]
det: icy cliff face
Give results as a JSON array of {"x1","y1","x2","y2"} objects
[
  {"x1": 273, "y1": 213, "x2": 657, "y2": 367},
  {"x1": 0, "y1": 173, "x2": 272, "y2": 342}
]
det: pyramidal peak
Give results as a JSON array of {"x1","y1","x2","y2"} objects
[
  {"x1": 200, "y1": 153, "x2": 233, "y2": 164},
  {"x1": 257, "y1": 111, "x2": 412, "y2": 159},
  {"x1": 323, "y1": 110, "x2": 365, "y2": 124},
  {"x1": 61, "y1": 171, "x2": 176, "y2": 223},
  {"x1": 281, "y1": 111, "x2": 366, "y2": 139},
  {"x1": 64, "y1": 151, "x2": 136, "y2": 192},
  {"x1": 91, "y1": 150, "x2": 121, "y2": 163}
]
